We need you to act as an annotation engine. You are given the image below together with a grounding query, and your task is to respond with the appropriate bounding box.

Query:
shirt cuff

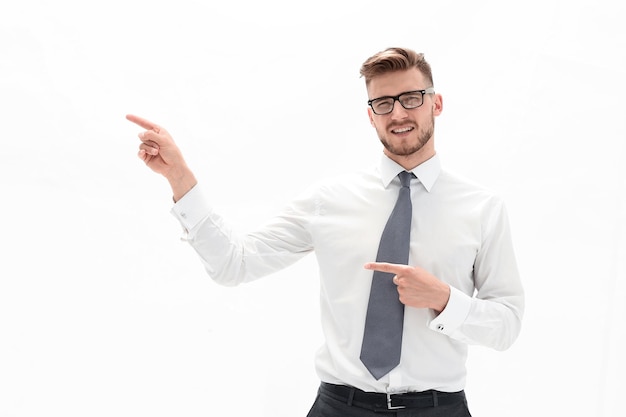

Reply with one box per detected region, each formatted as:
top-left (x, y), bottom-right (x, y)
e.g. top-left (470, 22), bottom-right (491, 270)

top-left (170, 184), bottom-right (211, 234)
top-left (428, 286), bottom-right (472, 335)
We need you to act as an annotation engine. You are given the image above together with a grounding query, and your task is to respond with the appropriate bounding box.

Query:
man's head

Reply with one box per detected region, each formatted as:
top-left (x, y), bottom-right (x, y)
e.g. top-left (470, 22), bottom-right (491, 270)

top-left (360, 47), bottom-right (442, 169)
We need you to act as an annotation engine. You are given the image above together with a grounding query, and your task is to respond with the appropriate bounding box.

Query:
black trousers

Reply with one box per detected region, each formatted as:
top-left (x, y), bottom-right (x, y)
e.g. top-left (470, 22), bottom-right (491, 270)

top-left (306, 383), bottom-right (472, 417)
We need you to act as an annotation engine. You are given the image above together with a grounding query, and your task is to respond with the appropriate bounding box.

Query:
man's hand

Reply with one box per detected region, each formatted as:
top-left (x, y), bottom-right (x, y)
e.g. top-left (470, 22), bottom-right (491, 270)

top-left (126, 114), bottom-right (197, 201)
top-left (364, 262), bottom-right (451, 313)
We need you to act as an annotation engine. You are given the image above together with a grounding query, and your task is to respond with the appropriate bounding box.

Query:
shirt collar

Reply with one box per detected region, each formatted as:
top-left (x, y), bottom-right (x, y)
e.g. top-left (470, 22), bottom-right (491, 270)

top-left (379, 153), bottom-right (441, 192)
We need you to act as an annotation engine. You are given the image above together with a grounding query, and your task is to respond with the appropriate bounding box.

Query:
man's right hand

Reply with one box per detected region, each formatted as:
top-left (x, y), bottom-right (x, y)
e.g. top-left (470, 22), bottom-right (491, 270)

top-left (126, 114), bottom-right (197, 202)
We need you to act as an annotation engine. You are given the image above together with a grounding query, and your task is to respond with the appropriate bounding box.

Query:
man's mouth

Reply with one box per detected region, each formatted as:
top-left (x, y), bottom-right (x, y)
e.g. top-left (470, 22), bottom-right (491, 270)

top-left (391, 126), bottom-right (414, 134)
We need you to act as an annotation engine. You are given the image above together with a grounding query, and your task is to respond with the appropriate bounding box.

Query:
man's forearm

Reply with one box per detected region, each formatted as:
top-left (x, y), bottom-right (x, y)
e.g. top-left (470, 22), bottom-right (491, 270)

top-left (167, 165), bottom-right (197, 202)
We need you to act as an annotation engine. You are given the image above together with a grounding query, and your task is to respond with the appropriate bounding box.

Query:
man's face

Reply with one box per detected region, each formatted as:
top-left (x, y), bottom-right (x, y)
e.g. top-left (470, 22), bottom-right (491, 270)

top-left (367, 68), bottom-right (442, 162)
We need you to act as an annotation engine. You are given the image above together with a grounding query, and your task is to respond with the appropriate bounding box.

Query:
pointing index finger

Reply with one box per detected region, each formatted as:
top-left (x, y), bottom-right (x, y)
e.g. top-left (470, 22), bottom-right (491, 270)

top-left (126, 114), bottom-right (161, 133)
top-left (364, 262), bottom-right (408, 274)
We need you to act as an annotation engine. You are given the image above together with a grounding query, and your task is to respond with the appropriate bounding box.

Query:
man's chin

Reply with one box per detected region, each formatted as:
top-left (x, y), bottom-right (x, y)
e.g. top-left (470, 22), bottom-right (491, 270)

top-left (382, 141), bottom-right (425, 157)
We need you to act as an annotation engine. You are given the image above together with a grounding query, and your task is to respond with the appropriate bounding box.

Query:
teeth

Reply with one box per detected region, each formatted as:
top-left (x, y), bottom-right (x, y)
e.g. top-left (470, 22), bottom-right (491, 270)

top-left (392, 127), bottom-right (413, 133)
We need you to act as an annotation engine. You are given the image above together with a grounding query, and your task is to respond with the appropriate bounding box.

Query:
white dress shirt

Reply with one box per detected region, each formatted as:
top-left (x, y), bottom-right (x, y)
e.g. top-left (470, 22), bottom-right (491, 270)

top-left (171, 154), bottom-right (524, 394)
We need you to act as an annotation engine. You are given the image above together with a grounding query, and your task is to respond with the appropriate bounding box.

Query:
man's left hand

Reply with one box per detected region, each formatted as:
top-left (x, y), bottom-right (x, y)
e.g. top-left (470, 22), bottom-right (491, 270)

top-left (364, 262), bottom-right (451, 314)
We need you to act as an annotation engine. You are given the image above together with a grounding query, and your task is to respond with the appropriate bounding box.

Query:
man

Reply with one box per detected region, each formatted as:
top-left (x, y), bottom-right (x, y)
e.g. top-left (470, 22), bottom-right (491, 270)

top-left (128, 47), bottom-right (524, 417)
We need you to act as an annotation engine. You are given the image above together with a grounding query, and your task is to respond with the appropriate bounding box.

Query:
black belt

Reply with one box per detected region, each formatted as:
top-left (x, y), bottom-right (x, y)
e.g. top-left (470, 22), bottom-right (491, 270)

top-left (319, 382), bottom-right (465, 412)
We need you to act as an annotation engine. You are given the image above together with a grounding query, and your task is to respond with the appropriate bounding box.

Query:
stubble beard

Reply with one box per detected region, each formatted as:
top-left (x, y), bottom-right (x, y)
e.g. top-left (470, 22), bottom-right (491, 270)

top-left (378, 116), bottom-right (435, 157)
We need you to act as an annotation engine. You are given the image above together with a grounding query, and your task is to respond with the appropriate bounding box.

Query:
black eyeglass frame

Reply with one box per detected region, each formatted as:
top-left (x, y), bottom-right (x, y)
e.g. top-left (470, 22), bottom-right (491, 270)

top-left (367, 87), bottom-right (436, 115)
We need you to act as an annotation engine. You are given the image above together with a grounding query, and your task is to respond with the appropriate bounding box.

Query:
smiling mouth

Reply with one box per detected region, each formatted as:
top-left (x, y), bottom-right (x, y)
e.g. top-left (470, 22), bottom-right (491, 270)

top-left (391, 126), bottom-right (414, 134)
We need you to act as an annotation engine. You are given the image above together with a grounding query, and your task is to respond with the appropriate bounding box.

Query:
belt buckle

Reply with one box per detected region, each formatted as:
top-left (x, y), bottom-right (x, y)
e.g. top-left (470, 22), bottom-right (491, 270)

top-left (386, 393), bottom-right (406, 410)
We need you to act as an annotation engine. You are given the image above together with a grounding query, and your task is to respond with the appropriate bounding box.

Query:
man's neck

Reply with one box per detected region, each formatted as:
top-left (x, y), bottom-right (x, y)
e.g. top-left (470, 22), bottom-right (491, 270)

top-left (384, 144), bottom-right (436, 171)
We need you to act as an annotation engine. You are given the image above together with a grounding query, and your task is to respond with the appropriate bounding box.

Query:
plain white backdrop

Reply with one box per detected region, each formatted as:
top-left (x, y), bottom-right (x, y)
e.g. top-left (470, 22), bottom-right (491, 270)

top-left (1, 0), bottom-right (624, 416)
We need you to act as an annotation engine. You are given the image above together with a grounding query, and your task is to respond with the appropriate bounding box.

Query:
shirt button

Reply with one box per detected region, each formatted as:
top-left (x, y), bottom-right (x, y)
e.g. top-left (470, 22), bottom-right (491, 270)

top-left (180, 212), bottom-right (187, 219)
top-left (436, 324), bottom-right (445, 331)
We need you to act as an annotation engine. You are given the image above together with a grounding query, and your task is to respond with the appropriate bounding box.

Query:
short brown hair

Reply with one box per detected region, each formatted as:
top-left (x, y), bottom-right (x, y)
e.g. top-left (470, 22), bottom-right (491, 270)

top-left (360, 47), bottom-right (434, 87)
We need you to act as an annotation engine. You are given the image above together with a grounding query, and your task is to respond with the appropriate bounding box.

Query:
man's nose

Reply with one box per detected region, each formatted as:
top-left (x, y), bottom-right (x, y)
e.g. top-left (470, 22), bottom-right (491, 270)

top-left (390, 100), bottom-right (409, 119)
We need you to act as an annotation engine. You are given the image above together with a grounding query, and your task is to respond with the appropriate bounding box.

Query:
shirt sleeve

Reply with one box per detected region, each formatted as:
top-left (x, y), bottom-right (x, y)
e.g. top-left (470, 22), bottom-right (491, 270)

top-left (171, 184), bottom-right (212, 234)
top-left (170, 184), bottom-right (315, 286)
top-left (428, 198), bottom-right (525, 351)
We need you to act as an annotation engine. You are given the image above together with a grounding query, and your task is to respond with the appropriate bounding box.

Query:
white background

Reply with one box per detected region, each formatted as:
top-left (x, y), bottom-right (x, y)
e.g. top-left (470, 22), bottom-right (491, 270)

top-left (1, 0), bottom-right (624, 416)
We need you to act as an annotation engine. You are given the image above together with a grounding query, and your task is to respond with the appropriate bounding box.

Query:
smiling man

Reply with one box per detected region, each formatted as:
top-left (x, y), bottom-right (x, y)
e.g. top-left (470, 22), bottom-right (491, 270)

top-left (128, 47), bottom-right (524, 417)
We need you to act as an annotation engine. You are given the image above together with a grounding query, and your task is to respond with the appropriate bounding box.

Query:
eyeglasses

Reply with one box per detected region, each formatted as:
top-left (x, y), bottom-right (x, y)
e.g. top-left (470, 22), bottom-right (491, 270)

top-left (367, 88), bottom-right (435, 115)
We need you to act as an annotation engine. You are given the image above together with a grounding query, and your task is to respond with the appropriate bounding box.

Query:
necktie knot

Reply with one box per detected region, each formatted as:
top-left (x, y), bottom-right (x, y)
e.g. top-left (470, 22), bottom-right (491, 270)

top-left (399, 171), bottom-right (413, 188)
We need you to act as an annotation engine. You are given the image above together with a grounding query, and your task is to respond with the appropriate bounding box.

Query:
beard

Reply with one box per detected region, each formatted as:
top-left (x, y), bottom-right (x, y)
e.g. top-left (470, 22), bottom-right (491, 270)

top-left (377, 115), bottom-right (434, 156)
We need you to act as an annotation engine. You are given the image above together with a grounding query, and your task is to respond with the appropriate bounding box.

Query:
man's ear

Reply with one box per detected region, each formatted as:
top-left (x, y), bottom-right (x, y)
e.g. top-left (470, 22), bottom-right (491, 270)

top-left (367, 108), bottom-right (376, 126)
top-left (433, 94), bottom-right (443, 116)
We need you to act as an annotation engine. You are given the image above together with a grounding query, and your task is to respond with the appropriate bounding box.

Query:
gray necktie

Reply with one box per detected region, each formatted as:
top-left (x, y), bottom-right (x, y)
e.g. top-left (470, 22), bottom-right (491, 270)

top-left (360, 171), bottom-right (413, 380)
